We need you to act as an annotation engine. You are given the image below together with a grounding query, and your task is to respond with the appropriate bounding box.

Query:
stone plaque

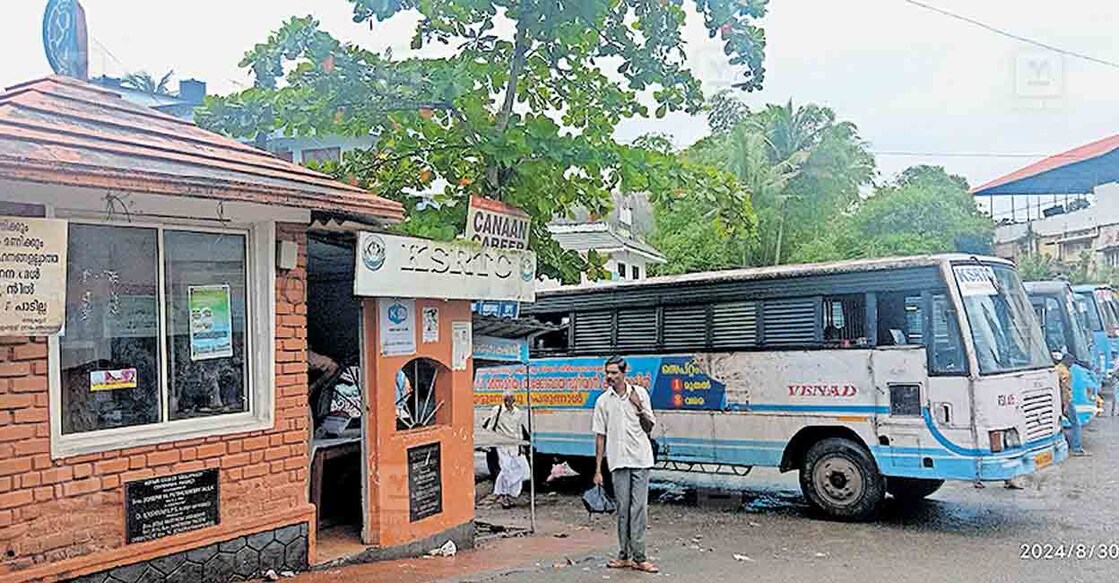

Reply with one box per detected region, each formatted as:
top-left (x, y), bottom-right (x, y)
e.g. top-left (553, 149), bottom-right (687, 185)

top-left (125, 469), bottom-right (220, 543)
top-left (408, 442), bottom-right (442, 522)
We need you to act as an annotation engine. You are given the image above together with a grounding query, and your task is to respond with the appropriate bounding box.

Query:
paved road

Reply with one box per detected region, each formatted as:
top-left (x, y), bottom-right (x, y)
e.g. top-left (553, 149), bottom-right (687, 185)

top-left (478, 415), bottom-right (1119, 583)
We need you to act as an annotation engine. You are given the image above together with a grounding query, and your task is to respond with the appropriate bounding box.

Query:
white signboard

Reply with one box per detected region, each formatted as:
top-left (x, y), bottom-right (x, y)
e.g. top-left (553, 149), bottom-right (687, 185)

top-left (452, 320), bottom-right (472, 371)
top-left (954, 265), bottom-right (998, 296)
top-left (465, 196), bottom-right (530, 250)
top-left (0, 217), bottom-right (68, 335)
top-left (378, 298), bottom-right (416, 356)
top-left (355, 233), bottom-right (536, 303)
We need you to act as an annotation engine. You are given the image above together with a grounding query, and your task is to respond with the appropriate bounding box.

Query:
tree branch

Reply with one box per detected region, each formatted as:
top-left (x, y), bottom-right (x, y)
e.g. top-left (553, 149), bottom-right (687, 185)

top-left (487, 21), bottom-right (530, 198)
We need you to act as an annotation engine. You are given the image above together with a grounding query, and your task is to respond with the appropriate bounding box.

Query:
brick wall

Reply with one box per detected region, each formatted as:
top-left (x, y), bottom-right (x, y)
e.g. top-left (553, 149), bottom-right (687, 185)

top-left (0, 223), bottom-right (311, 577)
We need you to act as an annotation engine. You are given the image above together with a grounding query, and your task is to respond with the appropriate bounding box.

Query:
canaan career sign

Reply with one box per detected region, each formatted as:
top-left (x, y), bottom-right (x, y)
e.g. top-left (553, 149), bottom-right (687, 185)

top-left (465, 196), bottom-right (530, 250)
top-left (353, 232), bottom-right (536, 303)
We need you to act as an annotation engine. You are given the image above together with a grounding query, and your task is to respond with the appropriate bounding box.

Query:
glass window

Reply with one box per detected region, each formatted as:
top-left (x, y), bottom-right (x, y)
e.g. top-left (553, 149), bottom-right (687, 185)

top-left (396, 358), bottom-right (446, 430)
top-left (164, 231), bottom-right (249, 420)
top-left (631, 265), bottom-right (640, 280)
top-left (954, 264), bottom-right (1050, 375)
top-left (823, 295), bottom-right (865, 346)
top-left (1036, 297), bottom-right (1068, 357)
top-left (617, 262), bottom-right (627, 280)
top-left (1076, 293), bottom-right (1102, 331)
top-left (59, 224), bottom-right (252, 436)
top-left (930, 294), bottom-right (967, 374)
top-left (61, 225), bottom-right (161, 434)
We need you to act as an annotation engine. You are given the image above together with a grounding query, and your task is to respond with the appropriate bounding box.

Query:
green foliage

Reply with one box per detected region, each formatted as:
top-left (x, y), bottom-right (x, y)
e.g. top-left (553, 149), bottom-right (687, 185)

top-left (198, 1), bottom-right (768, 283)
top-left (121, 70), bottom-right (174, 95)
top-left (796, 165), bottom-right (994, 262)
top-left (655, 98), bottom-right (874, 272)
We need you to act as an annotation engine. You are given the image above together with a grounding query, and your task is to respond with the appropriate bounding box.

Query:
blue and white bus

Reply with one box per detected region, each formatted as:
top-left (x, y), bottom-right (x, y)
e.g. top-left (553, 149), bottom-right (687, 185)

top-left (1072, 284), bottom-right (1119, 382)
top-left (1026, 281), bottom-right (1099, 425)
top-left (476, 255), bottom-right (1066, 520)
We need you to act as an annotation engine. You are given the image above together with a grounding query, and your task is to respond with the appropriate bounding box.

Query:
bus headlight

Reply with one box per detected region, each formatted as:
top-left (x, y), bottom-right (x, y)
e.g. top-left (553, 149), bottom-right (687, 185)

top-left (989, 429), bottom-right (1020, 452)
top-left (989, 430), bottom-right (1004, 453)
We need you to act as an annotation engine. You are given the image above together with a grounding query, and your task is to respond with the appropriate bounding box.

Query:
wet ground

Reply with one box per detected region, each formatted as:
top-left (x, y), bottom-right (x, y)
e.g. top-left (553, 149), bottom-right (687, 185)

top-left (472, 415), bottom-right (1119, 583)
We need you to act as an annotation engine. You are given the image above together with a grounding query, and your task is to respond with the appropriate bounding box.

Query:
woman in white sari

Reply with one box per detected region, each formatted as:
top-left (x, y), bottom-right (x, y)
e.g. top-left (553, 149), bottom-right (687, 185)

top-left (486, 390), bottom-right (529, 508)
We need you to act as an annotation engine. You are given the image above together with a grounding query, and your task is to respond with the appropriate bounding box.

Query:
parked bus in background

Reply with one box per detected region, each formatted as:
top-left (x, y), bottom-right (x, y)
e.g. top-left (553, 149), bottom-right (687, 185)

top-left (476, 255), bottom-right (1066, 521)
top-left (1026, 281), bottom-right (1099, 425)
top-left (1072, 284), bottom-right (1119, 383)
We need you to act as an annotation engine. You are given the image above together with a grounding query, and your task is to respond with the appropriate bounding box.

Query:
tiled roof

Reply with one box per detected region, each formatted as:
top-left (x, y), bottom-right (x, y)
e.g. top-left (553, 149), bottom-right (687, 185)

top-left (548, 222), bottom-right (665, 262)
top-left (0, 76), bottom-right (403, 222)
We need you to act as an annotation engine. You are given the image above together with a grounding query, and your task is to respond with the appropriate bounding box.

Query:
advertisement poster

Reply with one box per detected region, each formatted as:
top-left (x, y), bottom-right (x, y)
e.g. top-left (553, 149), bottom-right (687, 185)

top-left (0, 216), bottom-right (68, 335)
top-left (465, 196), bottom-right (531, 250)
top-left (473, 355), bottom-right (727, 411)
top-left (90, 368), bottom-right (138, 392)
top-left (452, 321), bottom-right (472, 370)
top-left (422, 307), bottom-right (439, 343)
top-left (473, 335), bottom-right (528, 363)
top-left (188, 285), bottom-right (234, 361)
top-left (379, 298), bottom-right (416, 356)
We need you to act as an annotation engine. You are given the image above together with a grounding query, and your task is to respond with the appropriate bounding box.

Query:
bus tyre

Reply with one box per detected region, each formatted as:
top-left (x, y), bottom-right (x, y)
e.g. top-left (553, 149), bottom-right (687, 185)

top-left (886, 477), bottom-right (944, 503)
top-left (799, 438), bottom-right (885, 522)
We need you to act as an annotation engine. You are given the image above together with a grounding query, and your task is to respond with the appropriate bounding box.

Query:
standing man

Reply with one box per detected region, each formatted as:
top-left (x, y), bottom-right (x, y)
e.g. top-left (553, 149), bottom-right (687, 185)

top-left (593, 356), bottom-right (659, 574)
top-left (1057, 353), bottom-right (1089, 456)
top-left (485, 390), bottom-right (530, 508)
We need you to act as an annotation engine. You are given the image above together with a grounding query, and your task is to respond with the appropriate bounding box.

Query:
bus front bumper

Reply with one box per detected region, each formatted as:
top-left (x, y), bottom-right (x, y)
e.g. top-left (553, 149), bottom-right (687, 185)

top-left (977, 436), bottom-right (1068, 482)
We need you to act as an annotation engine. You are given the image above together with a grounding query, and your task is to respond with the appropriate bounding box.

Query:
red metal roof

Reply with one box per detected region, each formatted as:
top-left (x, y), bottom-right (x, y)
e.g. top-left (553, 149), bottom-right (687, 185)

top-left (0, 76), bottom-right (403, 222)
top-left (971, 133), bottom-right (1119, 195)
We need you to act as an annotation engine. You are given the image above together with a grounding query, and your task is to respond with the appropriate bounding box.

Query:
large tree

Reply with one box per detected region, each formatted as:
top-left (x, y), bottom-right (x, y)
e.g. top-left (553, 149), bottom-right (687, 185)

top-left (652, 98), bottom-right (874, 273)
top-left (197, 0), bottom-right (769, 282)
top-left (796, 165), bottom-right (995, 262)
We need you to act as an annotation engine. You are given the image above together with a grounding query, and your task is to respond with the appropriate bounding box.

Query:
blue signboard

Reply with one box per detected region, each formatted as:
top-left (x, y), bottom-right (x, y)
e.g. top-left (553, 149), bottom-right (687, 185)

top-left (474, 355), bottom-right (727, 410)
top-left (43, 0), bottom-right (89, 79)
top-left (471, 300), bottom-right (519, 319)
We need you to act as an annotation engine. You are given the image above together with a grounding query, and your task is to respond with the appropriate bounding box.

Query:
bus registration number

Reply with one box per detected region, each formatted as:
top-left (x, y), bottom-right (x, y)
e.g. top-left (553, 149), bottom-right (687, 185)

top-left (1034, 451), bottom-right (1054, 469)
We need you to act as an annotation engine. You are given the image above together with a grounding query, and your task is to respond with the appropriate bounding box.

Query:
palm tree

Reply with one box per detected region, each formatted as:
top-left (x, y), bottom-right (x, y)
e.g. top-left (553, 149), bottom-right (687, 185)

top-left (121, 70), bottom-right (174, 95)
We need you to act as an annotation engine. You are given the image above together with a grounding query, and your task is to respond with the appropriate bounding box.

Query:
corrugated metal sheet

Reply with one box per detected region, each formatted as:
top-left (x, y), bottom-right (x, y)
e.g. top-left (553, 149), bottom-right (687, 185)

top-left (572, 311), bottom-right (613, 355)
top-left (616, 308), bottom-right (657, 352)
top-left (711, 301), bottom-right (757, 348)
top-left (0, 76), bottom-right (403, 222)
top-left (662, 304), bottom-right (708, 351)
top-left (762, 298), bottom-right (817, 345)
top-left (528, 266), bottom-right (944, 314)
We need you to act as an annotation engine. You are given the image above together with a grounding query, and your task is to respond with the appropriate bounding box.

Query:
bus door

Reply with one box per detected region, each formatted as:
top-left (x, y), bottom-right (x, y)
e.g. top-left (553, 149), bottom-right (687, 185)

top-left (871, 292), bottom-right (936, 473)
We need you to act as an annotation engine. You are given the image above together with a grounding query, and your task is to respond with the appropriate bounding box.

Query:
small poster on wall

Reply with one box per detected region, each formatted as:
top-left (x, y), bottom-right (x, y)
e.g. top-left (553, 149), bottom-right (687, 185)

top-left (188, 285), bottom-right (234, 361)
top-left (422, 307), bottom-right (439, 343)
top-left (379, 298), bottom-right (417, 356)
top-left (452, 321), bottom-right (472, 370)
top-left (90, 368), bottom-right (137, 392)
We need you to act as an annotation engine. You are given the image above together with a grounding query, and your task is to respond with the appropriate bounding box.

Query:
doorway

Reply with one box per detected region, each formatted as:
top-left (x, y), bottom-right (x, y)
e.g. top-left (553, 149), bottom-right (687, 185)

top-left (306, 234), bottom-right (366, 563)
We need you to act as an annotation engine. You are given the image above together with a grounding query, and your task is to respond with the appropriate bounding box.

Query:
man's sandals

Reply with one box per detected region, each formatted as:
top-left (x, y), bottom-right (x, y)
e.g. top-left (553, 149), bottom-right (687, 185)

top-left (607, 559), bottom-right (659, 573)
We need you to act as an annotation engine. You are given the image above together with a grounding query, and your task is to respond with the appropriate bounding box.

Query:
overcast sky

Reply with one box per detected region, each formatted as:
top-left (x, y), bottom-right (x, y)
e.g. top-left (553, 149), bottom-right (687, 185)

top-left (4, 0), bottom-right (1118, 205)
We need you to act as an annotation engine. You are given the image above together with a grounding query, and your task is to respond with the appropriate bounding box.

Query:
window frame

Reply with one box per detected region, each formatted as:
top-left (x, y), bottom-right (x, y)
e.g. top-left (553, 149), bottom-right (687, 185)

top-left (49, 216), bottom-right (276, 458)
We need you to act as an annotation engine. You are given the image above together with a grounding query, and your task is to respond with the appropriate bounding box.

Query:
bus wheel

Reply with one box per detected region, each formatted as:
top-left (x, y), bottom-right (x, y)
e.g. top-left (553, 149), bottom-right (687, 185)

top-left (886, 477), bottom-right (944, 503)
top-left (799, 438), bottom-right (885, 521)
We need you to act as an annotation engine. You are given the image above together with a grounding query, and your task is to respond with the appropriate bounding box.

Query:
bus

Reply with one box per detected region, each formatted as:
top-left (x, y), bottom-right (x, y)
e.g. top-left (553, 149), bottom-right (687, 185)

top-left (475, 255), bottom-right (1066, 521)
top-left (1072, 284), bottom-right (1119, 382)
top-left (1025, 281), bottom-right (1099, 425)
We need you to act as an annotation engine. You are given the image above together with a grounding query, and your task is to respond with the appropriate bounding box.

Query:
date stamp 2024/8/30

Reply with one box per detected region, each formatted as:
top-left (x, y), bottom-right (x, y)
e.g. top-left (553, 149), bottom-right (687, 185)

top-left (1020, 543), bottom-right (1119, 560)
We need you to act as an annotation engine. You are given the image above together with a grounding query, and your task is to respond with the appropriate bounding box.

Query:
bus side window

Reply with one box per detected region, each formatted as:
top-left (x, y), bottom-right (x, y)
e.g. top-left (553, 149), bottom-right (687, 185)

top-left (1041, 298), bottom-right (1068, 355)
top-left (875, 292), bottom-right (922, 347)
top-left (930, 294), bottom-right (966, 374)
top-left (823, 295), bottom-right (866, 347)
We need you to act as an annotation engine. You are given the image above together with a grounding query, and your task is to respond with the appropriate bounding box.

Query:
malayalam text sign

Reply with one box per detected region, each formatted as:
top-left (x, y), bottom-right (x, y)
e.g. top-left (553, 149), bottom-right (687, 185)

top-left (465, 196), bottom-right (530, 250)
top-left (0, 217), bottom-right (67, 335)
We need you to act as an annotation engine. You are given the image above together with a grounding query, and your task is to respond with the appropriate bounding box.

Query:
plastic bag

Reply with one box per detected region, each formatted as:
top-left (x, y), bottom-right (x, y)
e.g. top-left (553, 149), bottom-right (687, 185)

top-left (582, 485), bottom-right (616, 514)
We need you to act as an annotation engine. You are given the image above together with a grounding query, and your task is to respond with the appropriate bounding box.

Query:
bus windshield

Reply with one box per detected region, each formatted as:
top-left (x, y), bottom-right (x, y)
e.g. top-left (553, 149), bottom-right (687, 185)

top-left (1076, 294), bottom-right (1102, 332)
top-left (1095, 289), bottom-right (1119, 331)
top-left (1061, 291), bottom-right (1094, 365)
top-left (954, 263), bottom-right (1050, 375)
